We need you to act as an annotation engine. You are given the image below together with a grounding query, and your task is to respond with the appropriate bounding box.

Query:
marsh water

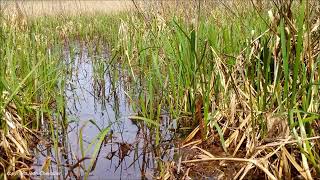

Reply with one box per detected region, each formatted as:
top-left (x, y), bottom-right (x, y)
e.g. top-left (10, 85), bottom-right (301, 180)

top-left (32, 45), bottom-right (177, 179)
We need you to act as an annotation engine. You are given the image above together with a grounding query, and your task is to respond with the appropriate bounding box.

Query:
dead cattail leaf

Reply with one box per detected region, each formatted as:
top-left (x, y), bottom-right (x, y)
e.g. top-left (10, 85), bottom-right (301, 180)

top-left (182, 126), bottom-right (200, 145)
top-left (232, 132), bottom-right (246, 157)
top-left (1, 98), bottom-right (37, 179)
top-left (225, 130), bottom-right (238, 148)
top-left (41, 156), bottom-right (52, 173)
top-left (282, 147), bottom-right (308, 180)
top-left (4, 111), bottom-right (16, 129)
top-left (163, 171), bottom-right (171, 180)
top-left (6, 133), bottom-right (26, 154)
top-left (183, 157), bottom-right (276, 180)
top-left (281, 149), bottom-right (291, 178)
top-left (229, 94), bottom-right (236, 125)
top-left (182, 168), bottom-right (191, 180)
top-left (181, 139), bottom-right (202, 148)
top-left (311, 19), bottom-right (320, 33)
top-left (238, 163), bottom-right (254, 180)
top-left (191, 146), bottom-right (215, 158)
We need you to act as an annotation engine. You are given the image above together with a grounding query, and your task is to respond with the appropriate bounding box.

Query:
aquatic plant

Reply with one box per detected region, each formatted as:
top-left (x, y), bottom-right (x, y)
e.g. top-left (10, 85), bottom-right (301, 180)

top-left (0, 3), bottom-right (125, 179)
top-left (0, 0), bottom-right (319, 179)
top-left (118, 0), bottom-right (320, 178)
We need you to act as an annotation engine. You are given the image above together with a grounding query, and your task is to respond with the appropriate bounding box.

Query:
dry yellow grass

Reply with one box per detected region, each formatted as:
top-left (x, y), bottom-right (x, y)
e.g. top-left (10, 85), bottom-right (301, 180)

top-left (1, 0), bottom-right (134, 17)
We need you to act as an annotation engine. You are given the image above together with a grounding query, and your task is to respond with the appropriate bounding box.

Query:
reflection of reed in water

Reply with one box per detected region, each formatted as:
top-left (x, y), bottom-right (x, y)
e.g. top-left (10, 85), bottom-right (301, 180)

top-left (92, 44), bottom-right (108, 109)
top-left (34, 42), bottom-right (176, 179)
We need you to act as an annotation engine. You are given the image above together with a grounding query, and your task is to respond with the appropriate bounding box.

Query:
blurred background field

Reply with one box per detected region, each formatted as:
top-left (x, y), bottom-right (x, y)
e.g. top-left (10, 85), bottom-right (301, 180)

top-left (1, 0), bottom-right (133, 16)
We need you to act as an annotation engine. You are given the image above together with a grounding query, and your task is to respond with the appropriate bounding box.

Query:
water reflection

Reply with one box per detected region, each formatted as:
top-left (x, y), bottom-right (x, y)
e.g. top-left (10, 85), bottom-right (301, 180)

top-left (32, 44), bottom-right (176, 179)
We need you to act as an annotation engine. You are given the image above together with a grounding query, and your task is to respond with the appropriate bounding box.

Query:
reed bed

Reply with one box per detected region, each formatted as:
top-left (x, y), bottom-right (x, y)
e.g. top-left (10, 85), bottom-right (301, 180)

top-left (116, 0), bottom-right (320, 179)
top-left (0, 0), bottom-right (319, 179)
top-left (0, 3), bottom-right (126, 178)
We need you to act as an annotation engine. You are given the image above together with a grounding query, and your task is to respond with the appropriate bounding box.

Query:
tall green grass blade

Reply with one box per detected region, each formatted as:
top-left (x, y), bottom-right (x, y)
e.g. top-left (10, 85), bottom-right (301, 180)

top-left (280, 19), bottom-right (289, 108)
top-left (292, 0), bottom-right (305, 106)
top-left (2, 57), bottom-right (45, 109)
top-left (84, 126), bottom-right (110, 179)
top-left (129, 115), bottom-right (160, 127)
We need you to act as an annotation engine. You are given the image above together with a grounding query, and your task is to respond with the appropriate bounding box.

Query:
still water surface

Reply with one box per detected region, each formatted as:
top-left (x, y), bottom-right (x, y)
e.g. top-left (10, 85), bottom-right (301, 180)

top-left (32, 46), bottom-right (176, 179)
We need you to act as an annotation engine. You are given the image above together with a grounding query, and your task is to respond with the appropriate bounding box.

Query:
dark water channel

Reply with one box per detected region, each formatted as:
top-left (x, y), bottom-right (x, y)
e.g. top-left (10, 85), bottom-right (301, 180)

top-left (32, 46), bottom-right (177, 179)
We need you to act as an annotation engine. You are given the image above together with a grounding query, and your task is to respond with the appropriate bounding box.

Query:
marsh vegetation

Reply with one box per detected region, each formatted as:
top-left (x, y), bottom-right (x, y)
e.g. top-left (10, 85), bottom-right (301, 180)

top-left (0, 0), bottom-right (319, 179)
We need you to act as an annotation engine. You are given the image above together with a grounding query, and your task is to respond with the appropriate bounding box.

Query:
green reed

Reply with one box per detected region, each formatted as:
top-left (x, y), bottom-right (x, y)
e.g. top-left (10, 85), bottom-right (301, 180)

top-left (0, 8), bottom-right (126, 178)
top-left (116, 0), bottom-right (320, 177)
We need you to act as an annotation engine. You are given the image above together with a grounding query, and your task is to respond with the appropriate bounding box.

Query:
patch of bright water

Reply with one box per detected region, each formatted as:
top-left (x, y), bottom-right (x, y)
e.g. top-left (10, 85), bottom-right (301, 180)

top-left (32, 46), bottom-right (177, 179)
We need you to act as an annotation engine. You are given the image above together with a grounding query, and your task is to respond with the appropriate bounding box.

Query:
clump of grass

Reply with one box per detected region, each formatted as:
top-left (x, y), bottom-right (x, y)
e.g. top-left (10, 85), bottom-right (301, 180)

top-left (117, 0), bottom-right (320, 178)
top-left (0, 6), bottom-right (66, 178)
top-left (0, 97), bottom-right (37, 179)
